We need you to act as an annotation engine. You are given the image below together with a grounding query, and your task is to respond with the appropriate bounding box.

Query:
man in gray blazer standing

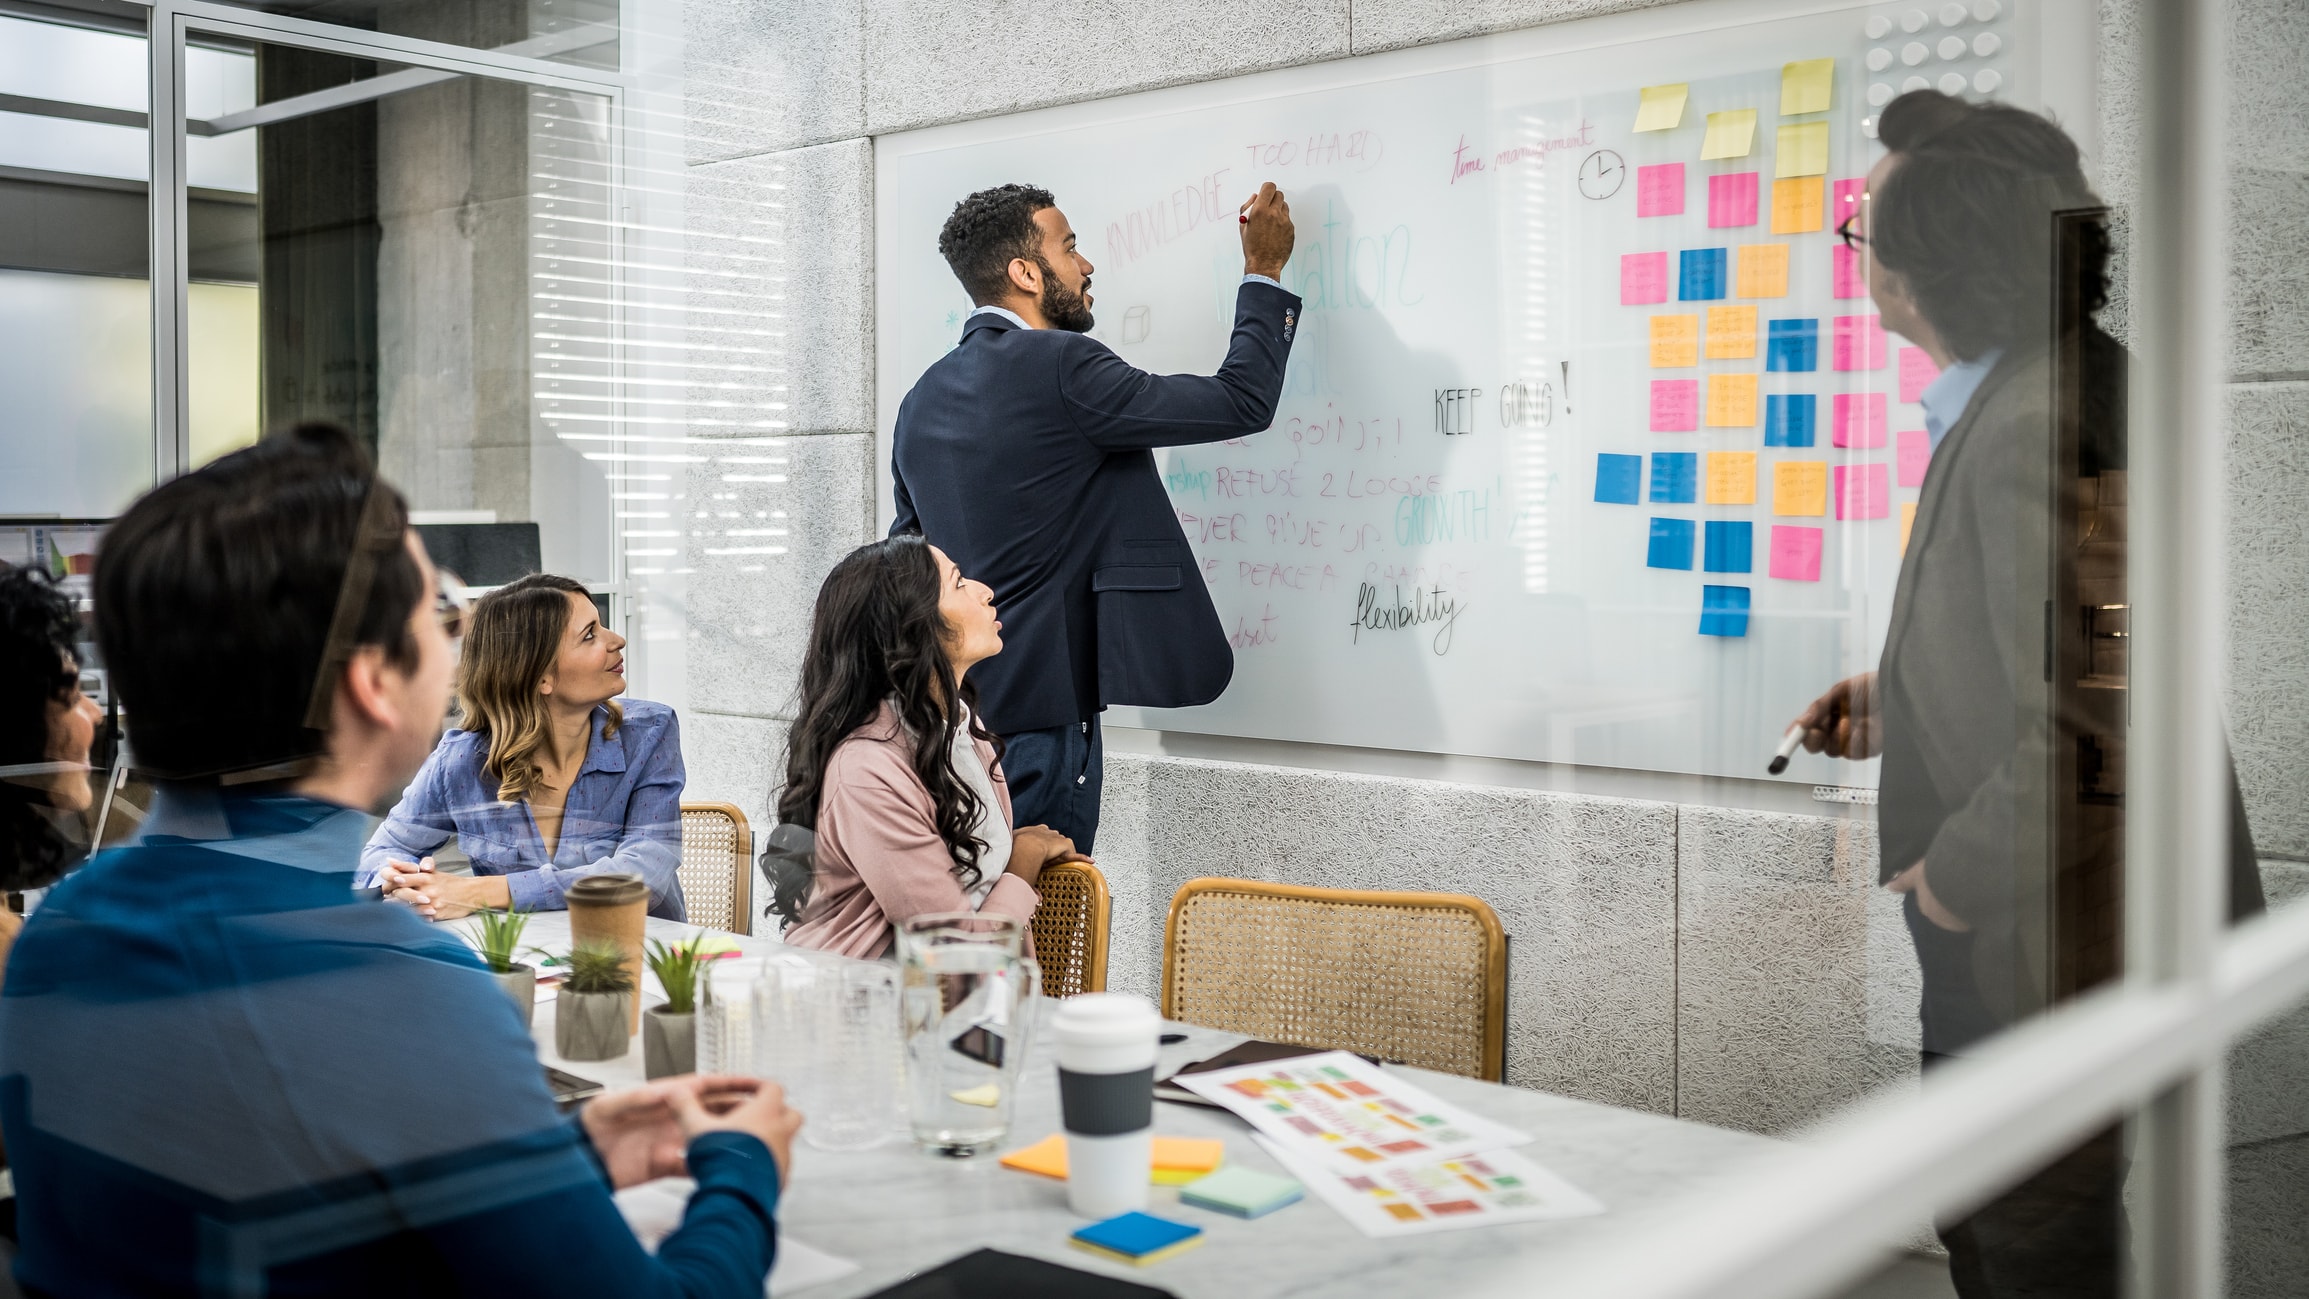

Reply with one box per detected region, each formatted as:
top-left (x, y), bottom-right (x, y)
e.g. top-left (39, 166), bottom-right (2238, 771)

top-left (1794, 93), bottom-right (2261, 1297)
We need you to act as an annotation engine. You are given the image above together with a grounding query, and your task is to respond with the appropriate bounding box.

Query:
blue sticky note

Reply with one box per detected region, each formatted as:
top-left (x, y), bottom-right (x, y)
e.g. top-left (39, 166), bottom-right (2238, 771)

top-left (1650, 452), bottom-right (1698, 503)
top-left (1765, 394), bottom-right (1817, 446)
top-left (1704, 520), bottom-right (1754, 573)
top-left (1700, 584), bottom-right (1752, 637)
top-left (1648, 517), bottom-right (1696, 570)
top-left (1678, 248), bottom-right (1728, 301)
top-left (1071, 1212), bottom-right (1205, 1265)
top-left (1767, 318), bottom-right (1819, 371)
top-left (1595, 453), bottom-right (1642, 504)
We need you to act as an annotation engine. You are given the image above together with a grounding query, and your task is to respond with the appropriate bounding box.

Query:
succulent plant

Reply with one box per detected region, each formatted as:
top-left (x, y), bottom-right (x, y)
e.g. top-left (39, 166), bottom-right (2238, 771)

top-left (562, 940), bottom-right (636, 996)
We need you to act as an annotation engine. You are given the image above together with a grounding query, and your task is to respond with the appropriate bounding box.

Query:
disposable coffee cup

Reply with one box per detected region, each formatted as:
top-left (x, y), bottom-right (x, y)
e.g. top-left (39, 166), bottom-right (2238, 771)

top-left (566, 873), bottom-right (649, 1033)
top-left (1052, 993), bottom-right (1161, 1218)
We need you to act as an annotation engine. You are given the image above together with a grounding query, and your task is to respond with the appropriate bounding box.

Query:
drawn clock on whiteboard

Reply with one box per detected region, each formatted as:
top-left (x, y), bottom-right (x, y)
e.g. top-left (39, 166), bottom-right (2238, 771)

top-left (1577, 149), bottom-right (1626, 200)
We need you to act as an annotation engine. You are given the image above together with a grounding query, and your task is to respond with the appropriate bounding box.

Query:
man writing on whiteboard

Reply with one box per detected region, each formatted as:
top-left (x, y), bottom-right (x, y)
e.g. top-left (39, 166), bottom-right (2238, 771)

top-left (890, 182), bottom-right (1300, 850)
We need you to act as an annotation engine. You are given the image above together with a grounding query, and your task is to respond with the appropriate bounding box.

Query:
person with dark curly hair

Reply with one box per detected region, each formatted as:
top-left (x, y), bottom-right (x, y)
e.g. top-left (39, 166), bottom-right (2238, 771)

top-left (888, 179), bottom-right (1300, 855)
top-left (1791, 92), bottom-right (2263, 1298)
top-left (0, 564), bottom-right (102, 964)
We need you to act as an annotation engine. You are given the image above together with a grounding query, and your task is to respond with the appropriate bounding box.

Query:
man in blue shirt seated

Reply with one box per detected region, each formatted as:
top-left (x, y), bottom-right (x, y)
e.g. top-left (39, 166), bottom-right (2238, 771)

top-left (0, 423), bottom-right (801, 1297)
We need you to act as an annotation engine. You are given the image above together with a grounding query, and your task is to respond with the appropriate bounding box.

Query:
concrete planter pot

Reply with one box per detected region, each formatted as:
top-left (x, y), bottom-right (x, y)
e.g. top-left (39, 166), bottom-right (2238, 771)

top-left (557, 990), bottom-right (633, 1062)
top-left (490, 964), bottom-right (537, 1029)
top-left (644, 1006), bottom-right (696, 1080)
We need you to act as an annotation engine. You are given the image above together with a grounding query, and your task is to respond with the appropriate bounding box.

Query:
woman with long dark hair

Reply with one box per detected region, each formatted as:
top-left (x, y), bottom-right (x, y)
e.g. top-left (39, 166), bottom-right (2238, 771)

top-left (359, 572), bottom-right (688, 919)
top-left (0, 565), bottom-right (102, 970)
top-left (774, 535), bottom-right (1086, 958)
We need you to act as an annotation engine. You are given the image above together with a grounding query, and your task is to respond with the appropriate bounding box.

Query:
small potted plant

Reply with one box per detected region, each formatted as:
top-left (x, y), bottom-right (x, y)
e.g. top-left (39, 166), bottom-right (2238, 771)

top-left (557, 940), bottom-right (636, 1062)
top-left (472, 907), bottom-right (539, 1028)
top-left (644, 936), bottom-right (705, 1079)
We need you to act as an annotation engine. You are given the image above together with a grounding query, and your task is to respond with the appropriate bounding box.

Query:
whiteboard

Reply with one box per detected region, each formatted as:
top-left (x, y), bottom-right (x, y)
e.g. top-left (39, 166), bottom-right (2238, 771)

top-left (875, 0), bottom-right (2092, 783)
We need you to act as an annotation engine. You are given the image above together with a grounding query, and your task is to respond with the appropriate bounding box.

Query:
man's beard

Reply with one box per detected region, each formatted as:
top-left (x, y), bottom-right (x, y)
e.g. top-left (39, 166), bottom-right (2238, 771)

top-left (1036, 257), bottom-right (1095, 333)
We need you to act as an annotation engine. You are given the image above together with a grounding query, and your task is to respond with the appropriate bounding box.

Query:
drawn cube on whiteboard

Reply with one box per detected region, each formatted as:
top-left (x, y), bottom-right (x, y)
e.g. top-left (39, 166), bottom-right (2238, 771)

top-left (1699, 585), bottom-right (1752, 637)
top-left (1648, 517), bottom-right (1697, 570)
top-left (1121, 305), bottom-right (1151, 344)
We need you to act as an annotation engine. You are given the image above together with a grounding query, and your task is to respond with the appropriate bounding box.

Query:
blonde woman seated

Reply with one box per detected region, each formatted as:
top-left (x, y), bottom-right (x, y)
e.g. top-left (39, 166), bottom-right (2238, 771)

top-left (772, 535), bottom-right (1086, 958)
top-left (359, 573), bottom-right (687, 919)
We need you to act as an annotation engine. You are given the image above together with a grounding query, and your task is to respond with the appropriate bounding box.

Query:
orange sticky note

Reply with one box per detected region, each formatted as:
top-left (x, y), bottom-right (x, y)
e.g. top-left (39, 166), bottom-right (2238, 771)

top-left (1772, 177), bottom-right (1824, 234)
top-left (1705, 373), bottom-right (1759, 426)
top-left (1736, 244), bottom-right (1789, 298)
top-left (1705, 306), bottom-right (1758, 359)
top-left (1705, 451), bottom-right (1756, 504)
top-left (1774, 460), bottom-right (1829, 516)
top-left (998, 1133), bottom-right (1226, 1183)
top-left (1651, 313), bottom-right (1699, 367)
top-left (1901, 500), bottom-right (1919, 550)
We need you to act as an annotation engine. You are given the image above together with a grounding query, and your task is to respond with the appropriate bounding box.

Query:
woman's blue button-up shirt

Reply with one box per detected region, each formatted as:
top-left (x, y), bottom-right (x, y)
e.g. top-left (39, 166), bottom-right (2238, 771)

top-left (357, 699), bottom-right (688, 919)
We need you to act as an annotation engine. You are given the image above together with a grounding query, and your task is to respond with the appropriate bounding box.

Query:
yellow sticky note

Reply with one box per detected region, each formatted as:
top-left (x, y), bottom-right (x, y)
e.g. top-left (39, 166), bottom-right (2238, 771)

top-left (1776, 121), bottom-right (1830, 179)
top-left (1771, 177), bottom-right (1824, 233)
top-left (1650, 314), bottom-right (1699, 368)
top-left (1635, 82), bottom-right (1689, 132)
top-left (1705, 451), bottom-right (1756, 504)
top-left (1704, 306), bottom-right (1758, 360)
top-left (1736, 244), bottom-right (1789, 298)
top-left (1781, 58), bottom-right (1835, 116)
top-left (1706, 373), bottom-right (1759, 426)
top-left (1901, 500), bottom-right (1919, 550)
top-left (998, 1133), bottom-right (1228, 1183)
top-left (1775, 461), bottom-right (1828, 516)
top-left (1701, 109), bottom-right (1759, 160)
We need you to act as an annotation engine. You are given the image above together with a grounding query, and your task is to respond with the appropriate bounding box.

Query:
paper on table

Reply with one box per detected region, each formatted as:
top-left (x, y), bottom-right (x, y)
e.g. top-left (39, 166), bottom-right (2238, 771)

top-left (1780, 57), bottom-right (1835, 115)
top-left (1700, 109), bottom-right (1757, 160)
top-left (1170, 1050), bottom-right (1530, 1175)
top-left (1634, 82), bottom-right (1688, 131)
top-left (1253, 1135), bottom-right (1601, 1238)
top-left (1775, 121), bottom-right (1829, 179)
top-left (616, 1178), bottom-right (862, 1295)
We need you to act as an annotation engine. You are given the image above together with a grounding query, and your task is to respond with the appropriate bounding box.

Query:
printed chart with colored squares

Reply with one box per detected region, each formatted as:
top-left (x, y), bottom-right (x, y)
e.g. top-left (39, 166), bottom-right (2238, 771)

top-left (1592, 57), bottom-right (1939, 641)
top-left (1172, 1052), bottom-right (1533, 1172)
top-left (1252, 1135), bottom-right (1605, 1237)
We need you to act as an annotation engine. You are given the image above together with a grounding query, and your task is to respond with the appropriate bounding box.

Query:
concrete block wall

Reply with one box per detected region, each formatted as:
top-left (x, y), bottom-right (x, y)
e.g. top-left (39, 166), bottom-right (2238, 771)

top-left (670, 0), bottom-right (2309, 1136)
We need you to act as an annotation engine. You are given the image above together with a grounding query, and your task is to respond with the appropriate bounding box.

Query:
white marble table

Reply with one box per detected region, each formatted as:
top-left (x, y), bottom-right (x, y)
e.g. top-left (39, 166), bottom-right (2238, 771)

top-left (474, 914), bottom-right (1787, 1297)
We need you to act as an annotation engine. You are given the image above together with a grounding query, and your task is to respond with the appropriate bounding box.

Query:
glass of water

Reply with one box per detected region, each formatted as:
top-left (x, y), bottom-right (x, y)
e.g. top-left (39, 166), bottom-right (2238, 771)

top-left (697, 957), bottom-right (764, 1075)
top-left (804, 963), bottom-right (902, 1152)
top-left (896, 913), bottom-right (1037, 1157)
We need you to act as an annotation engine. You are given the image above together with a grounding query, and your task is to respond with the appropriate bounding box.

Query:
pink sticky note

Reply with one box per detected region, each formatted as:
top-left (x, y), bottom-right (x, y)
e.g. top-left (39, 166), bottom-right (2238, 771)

top-left (1835, 463), bottom-right (1891, 520)
top-left (1832, 178), bottom-right (1867, 229)
top-left (1638, 163), bottom-right (1686, 217)
top-left (1769, 525), bottom-right (1824, 581)
top-left (1899, 346), bottom-right (1940, 403)
top-left (1832, 244), bottom-right (1866, 298)
top-left (1707, 172), bottom-right (1759, 228)
top-left (1650, 379), bottom-right (1700, 431)
top-left (1832, 393), bottom-right (1888, 448)
top-left (1897, 428), bottom-right (1932, 487)
top-left (1621, 252), bottom-right (1669, 305)
top-left (1832, 315), bottom-right (1887, 370)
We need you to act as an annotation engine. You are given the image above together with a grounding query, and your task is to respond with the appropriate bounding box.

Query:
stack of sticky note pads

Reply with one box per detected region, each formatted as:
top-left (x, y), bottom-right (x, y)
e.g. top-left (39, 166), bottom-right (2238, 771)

top-left (1177, 1166), bottom-right (1303, 1219)
top-left (998, 1134), bottom-right (1226, 1185)
top-left (1069, 1212), bottom-right (1204, 1267)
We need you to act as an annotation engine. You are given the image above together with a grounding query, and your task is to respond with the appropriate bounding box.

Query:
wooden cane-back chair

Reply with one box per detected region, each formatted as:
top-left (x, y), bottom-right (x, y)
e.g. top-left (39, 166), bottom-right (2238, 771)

top-left (677, 802), bottom-right (753, 933)
top-left (1028, 860), bottom-right (1111, 998)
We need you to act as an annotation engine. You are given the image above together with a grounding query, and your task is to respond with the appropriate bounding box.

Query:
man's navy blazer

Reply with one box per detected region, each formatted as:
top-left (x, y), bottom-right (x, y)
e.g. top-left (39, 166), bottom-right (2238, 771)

top-left (891, 279), bottom-right (1302, 734)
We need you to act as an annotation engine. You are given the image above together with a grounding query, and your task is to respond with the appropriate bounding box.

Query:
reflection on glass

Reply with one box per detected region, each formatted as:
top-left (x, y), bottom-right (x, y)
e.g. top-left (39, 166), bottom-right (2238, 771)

top-left (192, 0), bottom-right (622, 71)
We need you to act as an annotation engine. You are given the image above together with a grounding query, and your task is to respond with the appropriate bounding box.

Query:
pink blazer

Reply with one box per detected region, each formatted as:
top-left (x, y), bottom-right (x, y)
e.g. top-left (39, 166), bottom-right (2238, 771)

top-left (781, 702), bottom-right (1040, 960)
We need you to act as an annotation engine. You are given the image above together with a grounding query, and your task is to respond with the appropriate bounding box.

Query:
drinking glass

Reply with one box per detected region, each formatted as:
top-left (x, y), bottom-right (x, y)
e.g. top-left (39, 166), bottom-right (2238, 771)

top-left (697, 958), bottom-right (763, 1076)
top-left (897, 913), bottom-right (1037, 1157)
top-left (804, 963), bottom-right (902, 1151)
top-left (754, 958), bottom-right (825, 1112)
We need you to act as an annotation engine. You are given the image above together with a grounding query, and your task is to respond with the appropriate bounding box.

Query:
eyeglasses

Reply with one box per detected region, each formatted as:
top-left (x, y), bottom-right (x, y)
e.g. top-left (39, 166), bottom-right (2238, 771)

top-left (436, 571), bottom-right (470, 642)
top-left (1836, 213), bottom-right (1870, 251)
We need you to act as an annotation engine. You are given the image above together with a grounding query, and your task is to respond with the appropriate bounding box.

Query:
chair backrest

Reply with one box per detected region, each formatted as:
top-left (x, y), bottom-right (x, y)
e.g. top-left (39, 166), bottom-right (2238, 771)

top-left (1029, 860), bottom-right (1111, 998)
top-left (677, 802), bottom-right (753, 933)
top-left (1161, 877), bottom-right (1508, 1081)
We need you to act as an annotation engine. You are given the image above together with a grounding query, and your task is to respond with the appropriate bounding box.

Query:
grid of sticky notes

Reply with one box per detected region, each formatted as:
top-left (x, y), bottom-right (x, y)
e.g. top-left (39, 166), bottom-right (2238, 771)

top-left (1600, 55), bottom-right (1936, 641)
